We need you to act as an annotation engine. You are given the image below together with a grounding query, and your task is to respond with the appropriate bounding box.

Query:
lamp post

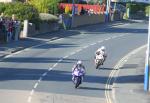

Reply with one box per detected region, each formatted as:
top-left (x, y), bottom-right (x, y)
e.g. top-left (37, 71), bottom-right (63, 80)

top-left (144, 10), bottom-right (150, 91)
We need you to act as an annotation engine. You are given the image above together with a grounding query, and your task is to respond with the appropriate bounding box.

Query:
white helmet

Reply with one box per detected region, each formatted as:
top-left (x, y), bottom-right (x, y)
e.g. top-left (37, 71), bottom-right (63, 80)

top-left (77, 60), bottom-right (82, 65)
top-left (101, 46), bottom-right (106, 51)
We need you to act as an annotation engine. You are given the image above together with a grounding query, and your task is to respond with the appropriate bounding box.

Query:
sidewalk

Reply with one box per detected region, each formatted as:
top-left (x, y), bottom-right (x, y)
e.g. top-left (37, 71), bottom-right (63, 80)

top-left (0, 29), bottom-right (68, 59)
top-left (0, 38), bottom-right (45, 58)
top-left (113, 47), bottom-right (150, 103)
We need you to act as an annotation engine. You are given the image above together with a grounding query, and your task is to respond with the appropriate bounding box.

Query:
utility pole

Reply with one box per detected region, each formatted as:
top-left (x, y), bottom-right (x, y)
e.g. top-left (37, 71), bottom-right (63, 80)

top-left (106, 0), bottom-right (111, 22)
top-left (144, 10), bottom-right (150, 91)
top-left (71, 0), bottom-right (75, 27)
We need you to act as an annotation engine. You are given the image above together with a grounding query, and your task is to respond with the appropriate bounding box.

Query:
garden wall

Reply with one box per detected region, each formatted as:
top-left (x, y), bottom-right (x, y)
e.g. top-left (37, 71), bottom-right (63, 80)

top-left (27, 22), bottom-right (59, 37)
top-left (71, 14), bottom-right (105, 28)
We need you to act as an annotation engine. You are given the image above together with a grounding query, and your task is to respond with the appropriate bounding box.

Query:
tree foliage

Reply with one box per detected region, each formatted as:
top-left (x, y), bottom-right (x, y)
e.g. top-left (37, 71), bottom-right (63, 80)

top-left (29, 0), bottom-right (60, 14)
top-left (0, 2), bottom-right (39, 22)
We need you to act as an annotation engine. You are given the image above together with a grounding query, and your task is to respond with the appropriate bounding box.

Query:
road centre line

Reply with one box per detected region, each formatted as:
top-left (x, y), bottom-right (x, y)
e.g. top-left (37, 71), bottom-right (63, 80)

top-left (42, 72), bottom-right (48, 77)
top-left (48, 68), bottom-right (53, 71)
top-left (30, 89), bottom-right (34, 95)
top-left (34, 83), bottom-right (38, 89)
top-left (23, 34), bottom-right (129, 103)
top-left (53, 63), bottom-right (58, 68)
top-left (38, 77), bottom-right (42, 83)
top-left (27, 96), bottom-right (32, 103)
top-left (58, 59), bottom-right (63, 62)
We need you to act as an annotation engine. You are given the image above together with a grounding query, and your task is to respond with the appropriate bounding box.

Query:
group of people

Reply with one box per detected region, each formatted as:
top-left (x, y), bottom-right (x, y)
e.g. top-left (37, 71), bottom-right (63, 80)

top-left (72, 46), bottom-right (107, 86)
top-left (0, 13), bottom-right (21, 43)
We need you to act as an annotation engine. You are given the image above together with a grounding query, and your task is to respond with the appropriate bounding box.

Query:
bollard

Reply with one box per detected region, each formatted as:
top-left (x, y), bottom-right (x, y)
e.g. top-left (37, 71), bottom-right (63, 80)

top-left (22, 20), bottom-right (28, 38)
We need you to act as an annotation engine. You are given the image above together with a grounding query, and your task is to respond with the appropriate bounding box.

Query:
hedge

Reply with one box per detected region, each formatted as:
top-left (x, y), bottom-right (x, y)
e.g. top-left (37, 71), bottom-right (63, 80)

top-left (39, 13), bottom-right (58, 23)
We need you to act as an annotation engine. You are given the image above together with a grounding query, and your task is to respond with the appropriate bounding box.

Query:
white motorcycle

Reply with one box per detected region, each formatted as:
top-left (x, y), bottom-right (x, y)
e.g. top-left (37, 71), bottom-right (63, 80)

top-left (95, 54), bottom-right (104, 69)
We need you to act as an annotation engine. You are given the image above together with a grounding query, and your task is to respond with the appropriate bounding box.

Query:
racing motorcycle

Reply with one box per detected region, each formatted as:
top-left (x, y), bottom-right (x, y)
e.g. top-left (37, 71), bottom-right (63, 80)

top-left (72, 69), bottom-right (84, 88)
top-left (74, 76), bottom-right (82, 88)
top-left (95, 54), bottom-right (104, 69)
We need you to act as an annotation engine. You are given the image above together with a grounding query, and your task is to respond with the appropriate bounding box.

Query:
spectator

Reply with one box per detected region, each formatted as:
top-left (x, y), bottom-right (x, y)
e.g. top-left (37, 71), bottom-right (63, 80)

top-left (80, 7), bottom-right (85, 15)
top-left (12, 14), bottom-right (21, 41)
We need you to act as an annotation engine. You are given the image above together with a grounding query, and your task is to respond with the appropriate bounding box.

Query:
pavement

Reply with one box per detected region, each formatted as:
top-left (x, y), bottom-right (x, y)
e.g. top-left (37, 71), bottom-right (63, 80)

top-left (0, 21), bottom-right (150, 103)
top-left (0, 29), bottom-right (65, 59)
top-left (113, 47), bottom-right (150, 103)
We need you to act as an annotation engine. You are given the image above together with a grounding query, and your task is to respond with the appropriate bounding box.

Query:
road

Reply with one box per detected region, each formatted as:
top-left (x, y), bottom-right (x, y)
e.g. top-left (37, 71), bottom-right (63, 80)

top-left (0, 21), bottom-right (148, 103)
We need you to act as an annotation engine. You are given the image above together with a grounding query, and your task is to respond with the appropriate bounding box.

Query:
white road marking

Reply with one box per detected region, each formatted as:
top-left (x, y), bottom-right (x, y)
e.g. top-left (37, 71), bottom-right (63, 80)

top-left (26, 34), bottom-right (128, 103)
top-left (30, 89), bottom-right (34, 95)
top-left (58, 58), bottom-right (63, 62)
top-left (48, 68), bottom-right (52, 71)
top-left (70, 52), bottom-right (76, 55)
top-left (53, 63), bottom-right (58, 68)
top-left (124, 59), bottom-right (128, 62)
top-left (38, 77), bottom-right (42, 82)
top-left (27, 96), bottom-right (32, 103)
top-left (83, 45), bottom-right (89, 49)
top-left (64, 55), bottom-right (69, 58)
top-left (34, 83), bottom-right (38, 89)
top-left (42, 72), bottom-right (48, 77)
top-left (76, 49), bottom-right (82, 53)
top-left (106, 37), bottom-right (111, 40)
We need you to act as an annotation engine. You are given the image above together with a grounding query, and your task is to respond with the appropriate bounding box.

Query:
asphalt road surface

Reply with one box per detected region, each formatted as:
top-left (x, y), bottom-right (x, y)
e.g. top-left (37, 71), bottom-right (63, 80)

top-left (0, 20), bottom-right (148, 103)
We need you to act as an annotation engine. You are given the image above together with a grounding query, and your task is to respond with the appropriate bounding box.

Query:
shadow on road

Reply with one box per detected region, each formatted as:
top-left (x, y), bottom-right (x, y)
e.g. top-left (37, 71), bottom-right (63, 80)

top-left (0, 67), bottom-right (109, 85)
top-left (115, 75), bottom-right (144, 83)
top-left (78, 86), bottom-right (111, 91)
top-left (0, 57), bottom-right (78, 63)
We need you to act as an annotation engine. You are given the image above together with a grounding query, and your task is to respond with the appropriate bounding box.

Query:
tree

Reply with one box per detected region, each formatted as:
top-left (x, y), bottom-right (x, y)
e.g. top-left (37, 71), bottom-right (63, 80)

top-left (29, 0), bottom-right (60, 14)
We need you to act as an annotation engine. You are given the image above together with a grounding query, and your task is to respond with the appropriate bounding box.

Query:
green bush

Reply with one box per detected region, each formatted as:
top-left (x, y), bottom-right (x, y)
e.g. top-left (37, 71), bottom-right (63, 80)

top-left (1, 2), bottom-right (39, 22)
top-left (29, 0), bottom-right (60, 14)
top-left (0, 3), bottom-right (6, 13)
top-left (39, 13), bottom-right (58, 23)
top-left (145, 6), bottom-right (150, 16)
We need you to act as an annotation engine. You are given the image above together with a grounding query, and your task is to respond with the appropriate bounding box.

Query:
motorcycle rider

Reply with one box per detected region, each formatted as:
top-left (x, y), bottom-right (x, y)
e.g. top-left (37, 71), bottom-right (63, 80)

top-left (72, 60), bottom-right (86, 83)
top-left (95, 46), bottom-right (107, 65)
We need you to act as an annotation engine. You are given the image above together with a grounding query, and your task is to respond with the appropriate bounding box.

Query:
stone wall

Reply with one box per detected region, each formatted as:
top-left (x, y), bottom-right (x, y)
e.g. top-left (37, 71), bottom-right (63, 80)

top-left (27, 22), bottom-right (59, 37)
top-left (71, 14), bottom-right (105, 28)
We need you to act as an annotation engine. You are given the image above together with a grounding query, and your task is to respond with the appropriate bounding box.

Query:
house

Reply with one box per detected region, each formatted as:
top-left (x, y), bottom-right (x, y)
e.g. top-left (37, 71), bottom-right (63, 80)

top-left (0, 0), bottom-right (14, 2)
top-left (0, 0), bottom-right (26, 2)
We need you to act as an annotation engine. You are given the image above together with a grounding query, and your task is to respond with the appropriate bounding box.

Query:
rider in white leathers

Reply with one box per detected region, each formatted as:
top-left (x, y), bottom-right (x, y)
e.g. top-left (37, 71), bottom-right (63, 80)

top-left (95, 46), bottom-right (107, 65)
top-left (72, 60), bottom-right (86, 82)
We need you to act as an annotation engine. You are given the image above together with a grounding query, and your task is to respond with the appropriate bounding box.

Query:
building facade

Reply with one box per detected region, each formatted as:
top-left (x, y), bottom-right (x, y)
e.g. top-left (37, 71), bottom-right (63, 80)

top-left (0, 0), bottom-right (26, 2)
top-left (0, 0), bottom-right (14, 2)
